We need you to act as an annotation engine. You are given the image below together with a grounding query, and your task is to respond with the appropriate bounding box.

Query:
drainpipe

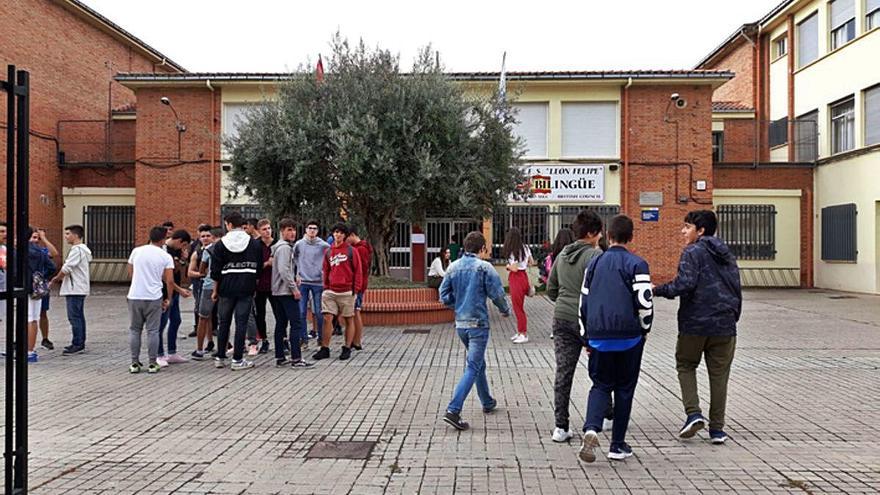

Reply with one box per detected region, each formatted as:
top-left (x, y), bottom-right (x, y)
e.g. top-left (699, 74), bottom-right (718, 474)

top-left (622, 77), bottom-right (633, 214)
top-left (206, 79), bottom-right (217, 224)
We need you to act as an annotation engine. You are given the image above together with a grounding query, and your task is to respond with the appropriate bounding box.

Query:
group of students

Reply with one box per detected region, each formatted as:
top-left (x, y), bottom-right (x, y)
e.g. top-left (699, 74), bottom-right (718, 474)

top-left (0, 222), bottom-right (93, 362)
top-left (125, 212), bottom-right (373, 373)
top-left (438, 209), bottom-right (742, 465)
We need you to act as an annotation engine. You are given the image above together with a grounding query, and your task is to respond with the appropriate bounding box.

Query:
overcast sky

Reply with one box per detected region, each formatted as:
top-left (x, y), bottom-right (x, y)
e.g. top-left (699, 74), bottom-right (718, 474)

top-left (83, 0), bottom-right (773, 73)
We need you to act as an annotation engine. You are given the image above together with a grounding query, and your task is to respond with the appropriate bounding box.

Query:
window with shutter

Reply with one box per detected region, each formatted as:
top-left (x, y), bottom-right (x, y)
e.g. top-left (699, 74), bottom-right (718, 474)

top-left (797, 12), bottom-right (819, 67)
top-left (865, 85), bottom-right (880, 146)
top-left (869, 0), bottom-right (880, 29)
top-left (511, 103), bottom-right (548, 158)
top-left (561, 102), bottom-right (618, 158)
top-left (829, 0), bottom-right (855, 50)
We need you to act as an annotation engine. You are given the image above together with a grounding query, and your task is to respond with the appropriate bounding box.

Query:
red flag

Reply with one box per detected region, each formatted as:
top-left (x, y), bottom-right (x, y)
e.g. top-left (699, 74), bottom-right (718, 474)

top-left (316, 55), bottom-right (325, 84)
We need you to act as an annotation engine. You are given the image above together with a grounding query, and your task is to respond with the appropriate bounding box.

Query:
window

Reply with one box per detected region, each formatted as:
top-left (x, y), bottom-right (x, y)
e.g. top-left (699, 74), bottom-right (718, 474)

top-left (830, 0), bottom-right (856, 49)
top-left (223, 103), bottom-right (259, 140)
top-left (866, 85), bottom-right (880, 146)
top-left (794, 110), bottom-right (819, 161)
top-left (869, 0), bottom-right (880, 30)
top-left (773, 35), bottom-right (788, 59)
top-left (511, 103), bottom-right (548, 158)
top-left (821, 203), bottom-right (857, 262)
top-left (797, 12), bottom-right (819, 67)
top-left (716, 205), bottom-right (776, 260)
top-left (769, 117), bottom-right (789, 147)
top-left (830, 97), bottom-right (855, 154)
top-left (712, 131), bottom-right (724, 162)
top-left (491, 205), bottom-right (549, 260)
top-left (82, 205), bottom-right (135, 259)
top-left (561, 102), bottom-right (618, 157)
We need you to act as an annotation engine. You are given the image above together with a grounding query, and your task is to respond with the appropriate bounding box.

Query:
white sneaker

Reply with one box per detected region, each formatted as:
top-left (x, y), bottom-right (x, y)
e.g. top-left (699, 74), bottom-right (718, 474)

top-left (579, 430), bottom-right (600, 463)
top-left (512, 334), bottom-right (529, 344)
top-left (510, 334), bottom-right (519, 341)
top-left (156, 356), bottom-right (169, 368)
top-left (552, 428), bottom-right (573, 443)
top-left (165, 353), bottom-right (188, 364)
top-left (231, 359), bottom-right (255, 371)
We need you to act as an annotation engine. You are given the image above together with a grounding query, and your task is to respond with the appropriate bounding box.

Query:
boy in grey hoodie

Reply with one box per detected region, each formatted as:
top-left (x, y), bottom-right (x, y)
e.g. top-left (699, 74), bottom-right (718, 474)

top-left (51, 225), bottom-right (92, 355)
top-left (293, 220), bottom-right (330, 341)
top-left (270, 218), bottom-right (313, 368)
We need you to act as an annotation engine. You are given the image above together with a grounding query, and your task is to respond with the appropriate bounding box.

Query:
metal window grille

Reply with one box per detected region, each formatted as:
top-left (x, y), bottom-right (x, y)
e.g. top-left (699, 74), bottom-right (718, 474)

top-left (769, 117), bottom-right (789, 147)
top-left (821, 203), bottom-right (857, 262)
top-left (389, 221), bottom-right (411, 269)
top-left (717, 205), bottom-right (776, 260)
top-left (425, 218), bottom-right (482, 257)
top-left (220, 204), bottom-right (267, 224)
top-left (794, 111), bottom-right (819, 162)
top-left (82, 205), bottom-right (135, 259)
top-left (492, 206), bottom-right (549, 260)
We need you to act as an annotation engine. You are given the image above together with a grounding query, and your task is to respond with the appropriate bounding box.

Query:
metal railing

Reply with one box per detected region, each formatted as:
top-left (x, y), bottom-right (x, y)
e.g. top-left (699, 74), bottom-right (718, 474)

top-left (83, 205), bottom-right (135, 259)
top-left (717, 204), bottom-right (776, 260)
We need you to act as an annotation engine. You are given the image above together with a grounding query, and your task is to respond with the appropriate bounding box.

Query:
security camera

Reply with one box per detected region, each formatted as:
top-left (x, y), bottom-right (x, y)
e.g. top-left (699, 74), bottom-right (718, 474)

top-left (674, 97), bottom-right (688, 109)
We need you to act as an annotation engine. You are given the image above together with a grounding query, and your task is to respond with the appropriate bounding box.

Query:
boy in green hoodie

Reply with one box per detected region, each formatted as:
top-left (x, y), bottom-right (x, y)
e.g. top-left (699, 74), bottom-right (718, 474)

top-left (546, 210), bottom-right (604, 443)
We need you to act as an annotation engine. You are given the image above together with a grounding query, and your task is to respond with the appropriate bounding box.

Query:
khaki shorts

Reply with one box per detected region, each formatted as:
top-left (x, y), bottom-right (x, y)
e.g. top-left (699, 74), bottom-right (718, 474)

top-left (321, 290), bottom-right (355, 317)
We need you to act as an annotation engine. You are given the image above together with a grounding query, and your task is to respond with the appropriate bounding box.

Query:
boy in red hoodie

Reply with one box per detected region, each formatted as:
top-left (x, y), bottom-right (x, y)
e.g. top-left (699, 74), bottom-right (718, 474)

top-left (313, 223), bottom-right (363, 361)
top-left (347, 226), bottom-right (373, 351)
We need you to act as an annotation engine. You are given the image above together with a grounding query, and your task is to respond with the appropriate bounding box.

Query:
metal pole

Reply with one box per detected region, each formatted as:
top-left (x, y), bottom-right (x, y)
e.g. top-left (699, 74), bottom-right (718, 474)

top-left (4, 63), bottom-right (17, 495)
top-left (13, 68), bottom-right (30, 494)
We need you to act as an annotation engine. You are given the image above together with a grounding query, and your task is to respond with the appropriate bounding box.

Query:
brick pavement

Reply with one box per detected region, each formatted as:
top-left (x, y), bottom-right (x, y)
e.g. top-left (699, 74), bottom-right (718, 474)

top-left (2, 286), bottom-right (879, 494)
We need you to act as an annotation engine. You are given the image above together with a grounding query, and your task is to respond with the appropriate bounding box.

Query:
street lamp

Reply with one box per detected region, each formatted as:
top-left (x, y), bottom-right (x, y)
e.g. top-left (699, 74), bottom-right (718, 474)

top-left (160, 96), bottom-right (186, 159)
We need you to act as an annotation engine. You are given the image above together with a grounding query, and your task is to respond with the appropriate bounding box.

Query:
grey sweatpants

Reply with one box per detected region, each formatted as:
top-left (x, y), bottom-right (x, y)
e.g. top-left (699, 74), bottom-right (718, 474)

top-left (128, 298), bottom-right (163, 365)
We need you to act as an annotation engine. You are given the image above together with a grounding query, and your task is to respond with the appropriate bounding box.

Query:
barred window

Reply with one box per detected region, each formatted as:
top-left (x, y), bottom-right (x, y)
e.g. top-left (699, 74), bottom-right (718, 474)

top-left (716, 204), bottom-right (777, 260)
top-left (83, 205), bottom-right (135, 259)
top-left (492, 205), bottom-right (549, 260)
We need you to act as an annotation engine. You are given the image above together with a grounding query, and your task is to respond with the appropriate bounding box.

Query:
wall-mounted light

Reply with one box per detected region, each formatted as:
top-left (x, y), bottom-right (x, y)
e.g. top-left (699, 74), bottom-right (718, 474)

top-left (160, 97), bottom-right (187, 133)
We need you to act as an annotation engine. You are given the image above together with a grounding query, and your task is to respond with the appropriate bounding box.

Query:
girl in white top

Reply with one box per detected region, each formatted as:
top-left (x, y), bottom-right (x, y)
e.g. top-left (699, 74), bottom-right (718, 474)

top-left (427, 248), bottom-right (451, 289)
top-left (503, 228), bottom-right (534, 344)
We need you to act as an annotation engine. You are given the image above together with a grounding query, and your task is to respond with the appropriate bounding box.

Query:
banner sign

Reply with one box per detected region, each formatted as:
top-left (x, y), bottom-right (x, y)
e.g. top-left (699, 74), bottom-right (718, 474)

top-left (515, 164), bottom-right (605, 202)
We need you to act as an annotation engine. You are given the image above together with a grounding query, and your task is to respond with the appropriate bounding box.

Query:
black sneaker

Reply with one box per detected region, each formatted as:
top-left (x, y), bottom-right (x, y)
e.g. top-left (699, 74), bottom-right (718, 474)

top-left (275, 358), bottom-right (289, 367)
top-left (442, 411), bottom-right (469, 431)
top-left (291, 359), bottom-right (314, 369)
top-left (482, 400), bottom-right (498, 414)
top-left (352, 344), bottom-right (363, 351)
top-left (188, 329), bottom-right (197, 338)
top-left (259, 340), bottom-right (270, 354)
top-left (205, 340), bottom-right (215, 353)
top-left (62, 345), bottom-right (84, 355)
top-left (339, 346), bottom-right (352, 360)
top-left (191, 350), bottom-right (206, 361)
top-left (41, 339), bottom-right (54, 351)
top-left (332, 327), bottom-right (343, 336)
top-left (679, 414), bottom-right (707, 439)
top-left (312, 347), bottom-right (330, 360)
top-left (308, 331), bottom-right (318, 340)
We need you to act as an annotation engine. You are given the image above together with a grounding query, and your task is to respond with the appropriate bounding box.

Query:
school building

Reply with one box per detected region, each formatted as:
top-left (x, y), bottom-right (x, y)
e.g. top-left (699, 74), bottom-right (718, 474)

top-left (3, 0), bottom-right (877, 293)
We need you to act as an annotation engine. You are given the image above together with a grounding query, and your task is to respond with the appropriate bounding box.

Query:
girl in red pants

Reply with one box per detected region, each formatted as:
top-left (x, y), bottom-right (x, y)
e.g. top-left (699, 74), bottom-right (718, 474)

top-left (503, 228), bottom-right (534, 344)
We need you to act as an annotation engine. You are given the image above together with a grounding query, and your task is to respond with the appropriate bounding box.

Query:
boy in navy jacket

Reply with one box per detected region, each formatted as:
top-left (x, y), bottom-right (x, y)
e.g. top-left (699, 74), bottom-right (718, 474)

top-left (577, 215), bottom-right (652, 462)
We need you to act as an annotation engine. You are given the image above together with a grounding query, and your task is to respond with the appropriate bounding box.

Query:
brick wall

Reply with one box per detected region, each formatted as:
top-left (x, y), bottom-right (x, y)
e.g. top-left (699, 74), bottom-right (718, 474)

top-left (625, 85), bottom-right (715, 283)
top-left (0, 0), bottom-right (174, 243)
top-left (714, 165), bottom-right (813, 286)
top-left (720, 118), bottom-right (758, 163)
top-left (704, 41), bottom-right (755, 106)
top-left (134, 87), bottom-right (220, 242)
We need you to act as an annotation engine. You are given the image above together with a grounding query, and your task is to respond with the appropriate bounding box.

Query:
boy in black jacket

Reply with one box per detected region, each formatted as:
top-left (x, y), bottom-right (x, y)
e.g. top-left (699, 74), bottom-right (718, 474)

top-left (578, 215), bottom-right (652, 463)
top-left (654, 210), bottom-right (741, 445)
top-left (210, 212), bottom-right (264, 370)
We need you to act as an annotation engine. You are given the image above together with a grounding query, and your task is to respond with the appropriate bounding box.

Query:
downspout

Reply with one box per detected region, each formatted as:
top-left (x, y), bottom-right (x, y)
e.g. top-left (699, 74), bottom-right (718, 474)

top-left (622, 77), bottom-right (632, 215)
top-left (206, 79), bottom-right (217, 224)
top-left (737, 27), bottom-right (760, 168)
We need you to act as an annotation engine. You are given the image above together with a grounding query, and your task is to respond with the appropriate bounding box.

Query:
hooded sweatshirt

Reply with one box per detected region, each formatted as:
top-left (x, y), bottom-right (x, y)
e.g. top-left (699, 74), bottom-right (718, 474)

top-left (322, 242), bottom-right (363, 294)
top-left (350, 239), bottom-right (373, 291)
top-left (546, 241), bottom-right (601, 323)
top-left (654, 236), bottom-right (742, 336)
top-left (210, 229), bottom-right (264, 298)
top-left (60, 243), bottom-right (92, 296)
top-left (270, 239), bottom-right (298, 296)
top-left (293, 236), bottom-right (330, 285)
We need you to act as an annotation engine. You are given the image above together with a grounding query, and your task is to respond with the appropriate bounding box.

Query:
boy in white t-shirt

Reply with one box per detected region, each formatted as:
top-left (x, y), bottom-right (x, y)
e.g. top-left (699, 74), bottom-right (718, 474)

top-left (126, 226), bottom-right (177, 373)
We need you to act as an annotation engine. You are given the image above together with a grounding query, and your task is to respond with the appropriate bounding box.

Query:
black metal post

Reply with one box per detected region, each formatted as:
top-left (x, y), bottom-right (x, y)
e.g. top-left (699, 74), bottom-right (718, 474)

top-left (13, 68), bottom-right (30, 495)
top-left (4, 63), bottom-right (17, 495)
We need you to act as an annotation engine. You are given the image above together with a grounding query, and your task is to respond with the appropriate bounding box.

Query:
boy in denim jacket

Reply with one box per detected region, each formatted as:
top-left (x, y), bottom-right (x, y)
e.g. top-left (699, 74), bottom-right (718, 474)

top-left (439, 231), bottom-right (511, 430)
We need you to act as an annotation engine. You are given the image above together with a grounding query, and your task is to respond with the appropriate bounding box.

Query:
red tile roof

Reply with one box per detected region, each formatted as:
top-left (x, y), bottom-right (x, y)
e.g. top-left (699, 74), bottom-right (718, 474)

top-left (712, 101), bottom-right (754, 113)
top-left (112, 102), bottom-right (137, 113)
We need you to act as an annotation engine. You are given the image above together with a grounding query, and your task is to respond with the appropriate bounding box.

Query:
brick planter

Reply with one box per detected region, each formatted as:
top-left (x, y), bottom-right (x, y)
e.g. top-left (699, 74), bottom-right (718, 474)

top-left (361, 288), bottom-right (453, 327)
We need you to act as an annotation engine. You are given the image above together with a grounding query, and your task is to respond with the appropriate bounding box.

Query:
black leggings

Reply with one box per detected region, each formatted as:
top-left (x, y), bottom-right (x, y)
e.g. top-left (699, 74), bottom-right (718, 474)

top-left (254, 291), bottom-right (271, 340)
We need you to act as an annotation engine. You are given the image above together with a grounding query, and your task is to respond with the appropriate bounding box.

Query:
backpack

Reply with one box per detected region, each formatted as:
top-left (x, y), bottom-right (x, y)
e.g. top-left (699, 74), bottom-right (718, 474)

top-left (540, 254), bottom-right (553, 284)
top-left (31, 271), bottom-right (50, 300)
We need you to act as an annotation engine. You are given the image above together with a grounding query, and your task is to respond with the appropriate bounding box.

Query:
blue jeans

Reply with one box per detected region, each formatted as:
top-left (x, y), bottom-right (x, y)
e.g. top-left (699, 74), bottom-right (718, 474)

top-left (583, 338), bottom-right (645, 446)
top-left (447, 327), bottom-right (495, 414)
top-left (299, 284), bottom-right (323, 340)
top-left (270, 295), bottom-right (303, 361)
top-left (158, 292), bottom-right (181, 356)
top-left (66, 295), bottom-right (86, 347)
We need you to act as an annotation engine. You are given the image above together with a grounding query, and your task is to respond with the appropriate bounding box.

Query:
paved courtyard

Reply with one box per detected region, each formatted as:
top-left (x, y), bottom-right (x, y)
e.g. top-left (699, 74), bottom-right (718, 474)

top-left (2, 286), bottom-right (879, 494)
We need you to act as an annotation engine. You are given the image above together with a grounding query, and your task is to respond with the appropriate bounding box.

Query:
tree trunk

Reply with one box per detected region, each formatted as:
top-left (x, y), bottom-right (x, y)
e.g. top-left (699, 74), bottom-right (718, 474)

top-left (365, 212), bottom-right (396, 277)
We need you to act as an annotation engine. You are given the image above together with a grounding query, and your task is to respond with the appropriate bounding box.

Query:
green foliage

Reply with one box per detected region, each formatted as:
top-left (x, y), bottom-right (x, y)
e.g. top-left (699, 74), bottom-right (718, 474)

top-left (228, 34), bottom-right (524, 273)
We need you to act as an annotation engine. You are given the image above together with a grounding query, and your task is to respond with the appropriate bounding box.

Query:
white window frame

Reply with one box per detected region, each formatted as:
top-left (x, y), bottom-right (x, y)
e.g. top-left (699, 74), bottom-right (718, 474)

top-left (829, 0), bottom-right (856, 50)
top-left (830, 97), bottom-right (855, 154)
top-left (511, 103), bottom-right (549, 159)
top-left (223, 102), bottom-right (259, 140)
top-left (561, 101), bottom-right (619, 158)
top-left (773, 35), bottom-right (788, 60)
top-left (868, 0), bottom-right (880, 30)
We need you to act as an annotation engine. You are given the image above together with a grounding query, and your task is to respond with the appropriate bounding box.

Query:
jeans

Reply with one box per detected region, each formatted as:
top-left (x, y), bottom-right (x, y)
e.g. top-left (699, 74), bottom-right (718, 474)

top-left (447, 327), bottom-right (495, 414)
top-left (676, 335), bottom-right (737, 430)
top-left (66, 295), bottom-right (86, 347)
top-left (299, 283), bottom-right (323, 340)
top-left (583, 338), bottom-right (645, 447)
top-left (216, 296), bottom-right (252, 361)
top-left (254, 290), bottom-right (271, 340)
top-left (270, 295), bottom-right (303, 361)
top-left (158, 292), bottom-right (181, 356)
